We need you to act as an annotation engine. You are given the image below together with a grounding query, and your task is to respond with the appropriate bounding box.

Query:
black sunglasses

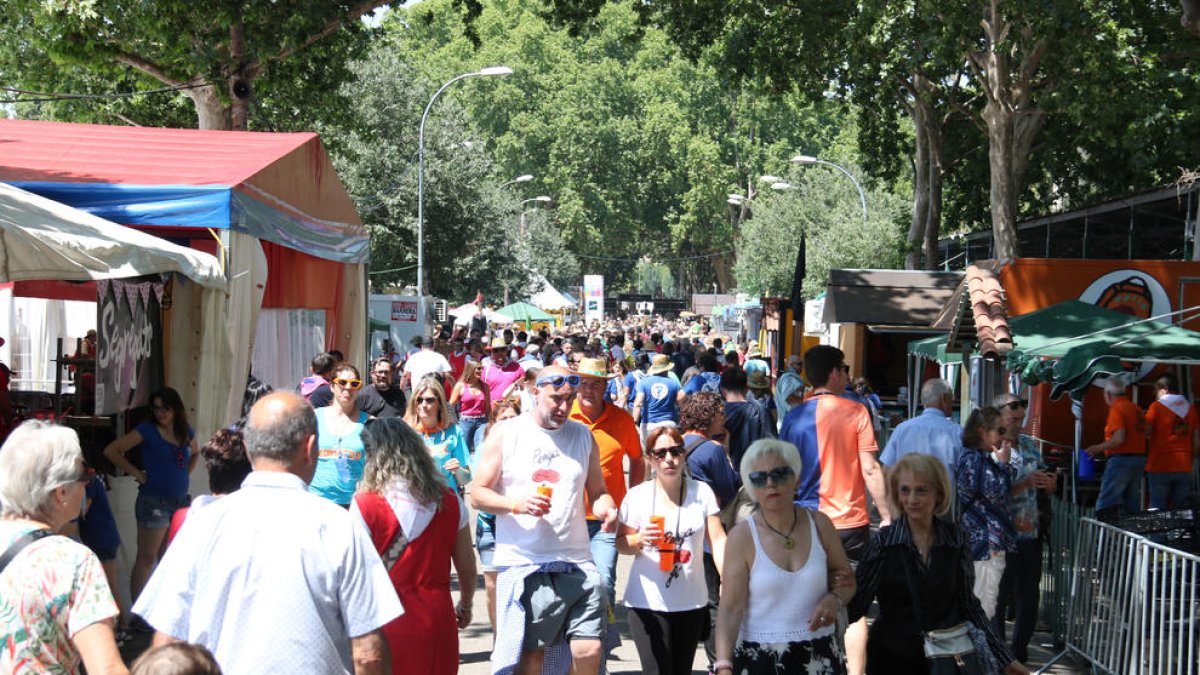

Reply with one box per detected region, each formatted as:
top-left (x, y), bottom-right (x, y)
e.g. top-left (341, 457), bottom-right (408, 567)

top-left (748, 466), bottom-right (795, 488)
top-left (417, 396), bottom-right (439, 404)
top-left (1002, 400), bottom-right (1028, 411)
top-left (649, 444), bottom-right (687, 460)
top-left (537, 374), bottom-right (581, 389)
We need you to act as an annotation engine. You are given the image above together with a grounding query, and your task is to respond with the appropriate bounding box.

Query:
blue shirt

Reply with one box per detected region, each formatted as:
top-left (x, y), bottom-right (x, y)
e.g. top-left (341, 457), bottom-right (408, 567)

top-left (683, 372), bottom-right (721, 395)
top-left (956, 448), bottom-right (1018, 560)
top-left (879, 408), bottom-right (963, 481)
top-left (135, 421), bottom-right (194, 500)
top-left (637, 375), bottom-right (681, 423)
top-left (309, 408), bottom-right (369, 505)
top-left (684, 433), bottom-right (741, 508)
top-left (419, 425), bottom-right (470, 489)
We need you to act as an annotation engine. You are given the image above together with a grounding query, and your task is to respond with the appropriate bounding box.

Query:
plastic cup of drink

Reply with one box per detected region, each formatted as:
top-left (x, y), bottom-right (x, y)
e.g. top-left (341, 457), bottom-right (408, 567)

top-left (536, 484), bottom-right (553, 515)
top-left (658, 540), bottom-right (676, 572)
top-left (648, 515), bottom-right (665, 544)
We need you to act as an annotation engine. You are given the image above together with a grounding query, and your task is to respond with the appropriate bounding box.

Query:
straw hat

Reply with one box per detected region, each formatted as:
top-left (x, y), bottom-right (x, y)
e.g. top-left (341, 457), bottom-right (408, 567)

top-left (577, 357), bottom-right (617, 380)
top-left (489, 337), bottom-right (509, 350)
top-left (647, 354), bottom-right (673, 375)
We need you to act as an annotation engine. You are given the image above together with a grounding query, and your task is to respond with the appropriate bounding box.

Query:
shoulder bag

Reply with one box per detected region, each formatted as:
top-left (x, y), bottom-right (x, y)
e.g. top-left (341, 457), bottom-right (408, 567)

top-left (0, 528), bottom-right (55, 576)
top-left (900, 545), bottom-right (983, 675)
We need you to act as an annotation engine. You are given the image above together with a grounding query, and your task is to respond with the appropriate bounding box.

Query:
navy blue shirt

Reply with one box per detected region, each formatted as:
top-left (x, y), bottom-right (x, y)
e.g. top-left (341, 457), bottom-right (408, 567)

top-left (684, 433), bottom-right (741, 508)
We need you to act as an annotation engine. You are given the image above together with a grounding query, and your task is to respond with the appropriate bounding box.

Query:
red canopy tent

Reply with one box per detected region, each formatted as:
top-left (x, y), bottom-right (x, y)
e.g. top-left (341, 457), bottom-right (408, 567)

top-left (0, 118), bottom-right (370, 421)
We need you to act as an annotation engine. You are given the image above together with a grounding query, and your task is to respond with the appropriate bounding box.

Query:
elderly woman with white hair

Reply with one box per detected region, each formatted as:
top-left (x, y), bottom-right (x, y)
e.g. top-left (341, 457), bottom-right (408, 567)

top-left (713, 439), bottom-right (855, 675)
top-left (0, 420), bottom-right (128, 675)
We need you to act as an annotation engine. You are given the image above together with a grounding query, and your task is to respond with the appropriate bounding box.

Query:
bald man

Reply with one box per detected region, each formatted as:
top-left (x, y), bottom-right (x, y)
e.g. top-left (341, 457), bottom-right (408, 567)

top-left (469, 366), bottom-right (618, 675)
top-left (133, 393), bottom-right (402, 674)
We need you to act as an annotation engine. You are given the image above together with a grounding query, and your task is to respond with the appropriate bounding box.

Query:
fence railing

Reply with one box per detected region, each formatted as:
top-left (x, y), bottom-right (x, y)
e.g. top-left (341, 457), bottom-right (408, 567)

top-left (1037, 513), bottom-right (1200, 675)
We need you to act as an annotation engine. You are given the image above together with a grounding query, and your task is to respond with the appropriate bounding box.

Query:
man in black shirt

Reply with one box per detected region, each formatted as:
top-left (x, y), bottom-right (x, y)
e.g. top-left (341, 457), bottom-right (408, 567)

top-left (355, 357), bottom-right (405, 417)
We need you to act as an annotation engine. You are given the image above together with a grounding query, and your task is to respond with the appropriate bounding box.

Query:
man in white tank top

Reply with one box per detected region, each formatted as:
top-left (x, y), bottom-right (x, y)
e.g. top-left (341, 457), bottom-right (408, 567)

top-left (469, 366), bottom-right (619, 675)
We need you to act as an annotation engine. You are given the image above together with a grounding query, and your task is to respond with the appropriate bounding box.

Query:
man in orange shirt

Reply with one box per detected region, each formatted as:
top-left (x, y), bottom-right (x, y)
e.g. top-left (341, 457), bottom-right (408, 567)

top-left (1086, 378), bottom-right (1147, 514)
top-left (1145, 374), bottom-right (1199, 509)
top-left (570, 356), bottom-right (645, 604)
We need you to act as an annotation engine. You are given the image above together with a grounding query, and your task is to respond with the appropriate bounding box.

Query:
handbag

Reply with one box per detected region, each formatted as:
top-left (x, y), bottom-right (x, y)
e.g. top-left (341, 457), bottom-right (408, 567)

top-left (900, 545), bottom-right (983, 675)
top-left (0, 529), bottom-right (54, 577)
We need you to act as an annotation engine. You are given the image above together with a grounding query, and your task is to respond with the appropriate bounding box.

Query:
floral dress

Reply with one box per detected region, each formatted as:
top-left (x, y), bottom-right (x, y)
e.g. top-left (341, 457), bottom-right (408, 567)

top-left (0, 522), bottom-right (119, 674)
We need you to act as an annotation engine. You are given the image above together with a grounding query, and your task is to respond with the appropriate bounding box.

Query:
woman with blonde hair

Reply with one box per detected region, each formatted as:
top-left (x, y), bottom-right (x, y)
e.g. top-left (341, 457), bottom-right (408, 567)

top-left (849, 453), bottom-right (1027, 673)
top-left (449, 360), bottom-right (491, 455)
top-left (352, 418), bottom-right (476, 675)
top-left (404, 376), bottom-right (470, 491)
top-left (714, 438), bottom-right (853, 675)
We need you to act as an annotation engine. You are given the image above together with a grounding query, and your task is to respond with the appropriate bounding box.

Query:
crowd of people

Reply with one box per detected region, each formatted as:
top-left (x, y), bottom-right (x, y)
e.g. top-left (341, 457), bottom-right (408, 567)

top-left (2, 312), bottom-right (1194, 674)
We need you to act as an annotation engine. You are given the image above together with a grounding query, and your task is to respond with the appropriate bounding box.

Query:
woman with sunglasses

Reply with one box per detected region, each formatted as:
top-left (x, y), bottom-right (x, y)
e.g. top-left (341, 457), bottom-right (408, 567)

top-left (955, 405), bottom-right (1017, 619)
top-left (714, 439), bottom-right (854, 675)
top-left (309, 363), bottom-right (371, 506)
top-left (103, 386), bottom-right (198, 607)
top-left (404, 377), bottom-right (470, 491)
top-left (617, 426), bottom-right (726, 675)
top-left (1, 421), bottom-right (127, 675)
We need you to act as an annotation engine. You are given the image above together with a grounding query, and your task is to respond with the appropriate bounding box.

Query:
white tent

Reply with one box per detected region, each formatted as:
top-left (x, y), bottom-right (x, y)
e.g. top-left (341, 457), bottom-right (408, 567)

top-left (529, 277), bottom-right (576, 311)
top-left (0, 182), bottom-right (231, 441)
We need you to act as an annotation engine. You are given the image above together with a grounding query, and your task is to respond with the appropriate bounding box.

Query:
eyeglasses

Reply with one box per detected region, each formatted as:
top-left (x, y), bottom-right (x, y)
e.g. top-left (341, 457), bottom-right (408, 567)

top-left (1002, 400), bottom-right (1028, 411)
top-left (417, 396), bottom-right (439, 405)
top-left (536, 374), bottom-right (581, 389)
top-left (332, 378), bottom-right (363, 390)
top-left (748, 466), bottom-right (796, 488)
top-left (648, 445), bottom-right (687, 460)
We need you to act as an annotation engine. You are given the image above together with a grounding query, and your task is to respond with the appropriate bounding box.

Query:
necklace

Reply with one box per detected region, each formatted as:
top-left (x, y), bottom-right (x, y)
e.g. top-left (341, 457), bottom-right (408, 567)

top-left (761, 507), bottom-right (799, 549)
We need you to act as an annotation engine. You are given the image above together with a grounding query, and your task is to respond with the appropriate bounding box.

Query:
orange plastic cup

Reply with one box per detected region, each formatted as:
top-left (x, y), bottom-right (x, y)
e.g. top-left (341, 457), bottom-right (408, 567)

top-left (537, 484), bottom-right (553, 499)
top-left (648, 515), bottom-right (665, 544)
top-left (658, 540), bottom-right (676, 572)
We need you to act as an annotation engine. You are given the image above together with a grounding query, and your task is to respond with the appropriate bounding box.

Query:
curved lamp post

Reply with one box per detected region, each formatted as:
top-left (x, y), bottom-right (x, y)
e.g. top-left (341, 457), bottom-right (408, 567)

top-left (417, 65), bottom-right (513, 328)
top-left (501, 174), bottom-right (533, 188)
top-left (791, 154), bottom-right (868, 225)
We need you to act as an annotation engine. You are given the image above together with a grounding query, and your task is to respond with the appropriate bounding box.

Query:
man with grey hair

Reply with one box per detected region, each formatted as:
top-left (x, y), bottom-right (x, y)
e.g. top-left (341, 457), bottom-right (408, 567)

top-left (1086, 377), bottom-right (1147, 514)
top-left (133, 392), bottom-right (402, 675)
top-left (880, 378), bottom-right (963, 478)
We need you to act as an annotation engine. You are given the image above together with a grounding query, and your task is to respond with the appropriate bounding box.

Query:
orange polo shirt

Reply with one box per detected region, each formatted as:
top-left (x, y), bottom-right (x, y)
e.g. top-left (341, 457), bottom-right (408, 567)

top-left (571, 400), bottom-right (642, 517)
top-left (1145, 400), bottom-right (1199, 473)
top-left (1104, 397), bottom-right (1147, 456)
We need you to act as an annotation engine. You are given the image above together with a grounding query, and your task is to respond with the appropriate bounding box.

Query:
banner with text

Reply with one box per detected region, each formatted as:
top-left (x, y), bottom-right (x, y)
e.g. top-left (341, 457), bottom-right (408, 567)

top-left (96, 278), bottom-right (165, 415)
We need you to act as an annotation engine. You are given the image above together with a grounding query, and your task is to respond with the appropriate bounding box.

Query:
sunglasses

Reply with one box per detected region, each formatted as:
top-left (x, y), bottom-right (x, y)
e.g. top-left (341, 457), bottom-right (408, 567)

top-left (748, 466), bottom-right (795, 488)
top-left (417, 396), bottom-right (439, 405)
top-left (1002, 400), bottom-right (1028, 411)
top-left (332, 378), bottom-right (362, 390)
top-left (649, 445), bottom-right (687, 460)
top-left (536, 374), bottom-right (581, 389)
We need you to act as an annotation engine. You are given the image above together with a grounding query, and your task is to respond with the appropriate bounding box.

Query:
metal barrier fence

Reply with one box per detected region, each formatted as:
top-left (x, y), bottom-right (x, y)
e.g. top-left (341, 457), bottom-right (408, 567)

top-left (1037, 515), bottom-right (1200, 674)
top-left (1041, 497), bottom-right (1090, 642)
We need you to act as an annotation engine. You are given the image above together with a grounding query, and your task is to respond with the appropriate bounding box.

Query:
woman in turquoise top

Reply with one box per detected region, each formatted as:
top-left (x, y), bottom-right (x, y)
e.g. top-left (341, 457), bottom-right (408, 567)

top-left (309, 363), bottom-right (370, 505)
top-left (404, 376), bottom-right (470, 492)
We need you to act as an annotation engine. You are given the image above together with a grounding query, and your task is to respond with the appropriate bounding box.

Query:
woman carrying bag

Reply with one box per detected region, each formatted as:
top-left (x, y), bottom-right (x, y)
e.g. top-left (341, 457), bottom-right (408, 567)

top-left (848, 453), bottom-right (1027, 674)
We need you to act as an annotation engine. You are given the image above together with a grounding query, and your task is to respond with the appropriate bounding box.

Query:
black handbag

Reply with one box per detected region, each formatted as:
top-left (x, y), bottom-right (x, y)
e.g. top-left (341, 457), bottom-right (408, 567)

top-left (901, 547), bottom-right (984, 675)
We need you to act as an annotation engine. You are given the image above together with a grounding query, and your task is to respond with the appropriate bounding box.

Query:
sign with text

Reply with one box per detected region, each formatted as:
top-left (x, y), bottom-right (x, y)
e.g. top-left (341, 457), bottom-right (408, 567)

top-left (584, 275), bottom-right (604, 323)
top-left (95, 278), bottom-right (165, 415)
top-left (391, 301), bottom-right (417, 322)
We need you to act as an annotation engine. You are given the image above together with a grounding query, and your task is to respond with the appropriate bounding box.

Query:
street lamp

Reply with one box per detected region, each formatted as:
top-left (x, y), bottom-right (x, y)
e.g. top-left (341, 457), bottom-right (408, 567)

top-left (760, 174), bottom-right (783, 184)
top-left (520, 196), bottom-right (553, 207)
top-left (501, 174), bottom-right (533, 188)
top-left (790, 154), bottom-right (868, 225)
top-left (771, 182), bottom-right (795, 190)
top-left (417, 65), bottom-right (513, 329)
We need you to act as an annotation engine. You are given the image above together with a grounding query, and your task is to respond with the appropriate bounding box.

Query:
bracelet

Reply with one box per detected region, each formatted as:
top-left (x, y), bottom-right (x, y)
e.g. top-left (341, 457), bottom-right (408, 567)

top-left (827, 591), bottom-right (844, 608)
top-left (713, 659), bottom-right (733, 673)
top-left (629, 533), bottom-right (641, 548)
top-left (510, 499), bottom-right (520, 514)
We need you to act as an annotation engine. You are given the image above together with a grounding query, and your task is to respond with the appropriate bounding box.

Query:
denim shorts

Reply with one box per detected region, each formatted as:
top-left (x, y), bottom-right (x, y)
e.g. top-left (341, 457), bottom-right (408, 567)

top-left (135, 492), bottom-right (190, 529)
top-left (475, 516), bottom-right (496, 572)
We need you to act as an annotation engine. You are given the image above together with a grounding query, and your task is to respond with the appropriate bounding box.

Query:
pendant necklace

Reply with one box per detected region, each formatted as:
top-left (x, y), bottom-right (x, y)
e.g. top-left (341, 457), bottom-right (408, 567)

top-left (761, 507), bottom-right (799, 549)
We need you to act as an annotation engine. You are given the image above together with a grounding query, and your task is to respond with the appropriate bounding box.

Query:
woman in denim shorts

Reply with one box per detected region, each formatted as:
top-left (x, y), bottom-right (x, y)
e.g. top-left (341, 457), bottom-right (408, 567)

top-left (470, 396), bottom-right (522, 631)
top-left (103, 387), bottom-right (197, 610)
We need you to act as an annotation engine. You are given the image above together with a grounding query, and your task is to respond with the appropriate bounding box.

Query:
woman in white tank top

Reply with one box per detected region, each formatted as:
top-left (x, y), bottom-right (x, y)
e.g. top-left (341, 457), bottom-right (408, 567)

top-left (713, 439), bottom-right (856, 675)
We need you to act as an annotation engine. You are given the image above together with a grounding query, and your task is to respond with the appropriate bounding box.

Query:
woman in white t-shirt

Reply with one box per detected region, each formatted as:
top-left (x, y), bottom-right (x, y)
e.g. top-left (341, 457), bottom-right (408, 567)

top-left (617, 426), bottom-right (727, 675)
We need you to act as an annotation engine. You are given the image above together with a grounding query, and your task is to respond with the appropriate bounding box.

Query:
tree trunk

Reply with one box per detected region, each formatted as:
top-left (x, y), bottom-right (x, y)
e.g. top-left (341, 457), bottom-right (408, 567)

top-left (1183, 0), bottom-right (1200, 36)
top-left (185, 84), bottom-right (234, 130)
top-left (983, 96), bottom-right (1019, 260)
top-left (906, 99), bottom-right (930, 270)
top-left (924, 111), bottom-right (945, 269)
